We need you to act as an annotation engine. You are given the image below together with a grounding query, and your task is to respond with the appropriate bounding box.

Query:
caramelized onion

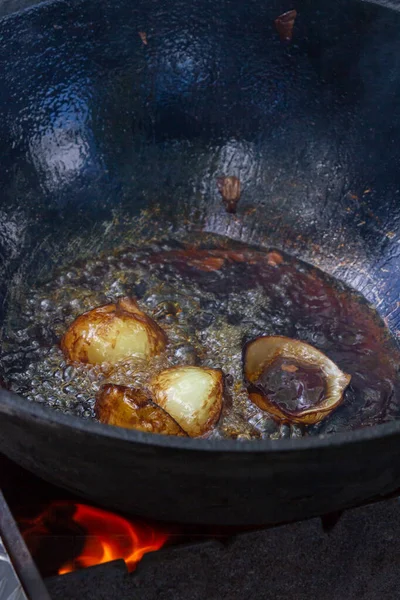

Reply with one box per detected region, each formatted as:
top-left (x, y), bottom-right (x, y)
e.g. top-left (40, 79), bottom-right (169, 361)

top-left (243, 336), bottom-right (351, 424)
top-left (151, 366), bottom-right (223, 436)
top-left (95, 384), bottom-right (186, 436)
top-left (61, 297), bottom-right (167, 365)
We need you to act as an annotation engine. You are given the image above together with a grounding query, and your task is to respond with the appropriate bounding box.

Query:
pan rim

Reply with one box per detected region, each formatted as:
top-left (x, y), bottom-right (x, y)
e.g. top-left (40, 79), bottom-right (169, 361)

top-left (1, 388), bottom-right (400, 453)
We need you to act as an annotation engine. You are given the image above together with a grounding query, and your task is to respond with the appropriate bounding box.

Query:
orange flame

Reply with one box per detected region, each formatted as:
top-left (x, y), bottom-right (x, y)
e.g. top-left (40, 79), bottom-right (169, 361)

top-left (57, 504), bottom-right (168, 575)
top-left (58, 504), bottom-right (168, 575)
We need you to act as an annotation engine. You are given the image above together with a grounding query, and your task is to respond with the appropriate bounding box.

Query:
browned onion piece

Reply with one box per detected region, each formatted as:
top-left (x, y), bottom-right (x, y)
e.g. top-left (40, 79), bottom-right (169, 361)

top-left (243, 336), bottom-right (351, 424)
top-left (151, 366), bottom-right (224, 437)
top-left (61, 297), bottom-right (167, 365)
top-left (95, 383), bottom-right (186, 436)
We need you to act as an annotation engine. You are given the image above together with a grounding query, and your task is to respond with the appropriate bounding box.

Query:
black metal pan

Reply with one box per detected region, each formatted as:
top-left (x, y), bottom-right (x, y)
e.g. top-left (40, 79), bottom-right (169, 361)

top-left (1, 0), bottom-right (400, 525)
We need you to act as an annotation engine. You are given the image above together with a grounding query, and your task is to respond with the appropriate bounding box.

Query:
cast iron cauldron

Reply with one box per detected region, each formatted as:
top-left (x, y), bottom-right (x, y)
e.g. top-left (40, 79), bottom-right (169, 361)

top-left (1, 0), bottom-right (400, 525)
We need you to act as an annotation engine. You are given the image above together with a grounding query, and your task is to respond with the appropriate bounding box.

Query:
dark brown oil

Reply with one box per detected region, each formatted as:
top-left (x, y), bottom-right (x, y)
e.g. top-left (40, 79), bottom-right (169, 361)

top-left (252, 357), bottom-right (326, 414)
top-left (1, 230), bottom-right (400, 440)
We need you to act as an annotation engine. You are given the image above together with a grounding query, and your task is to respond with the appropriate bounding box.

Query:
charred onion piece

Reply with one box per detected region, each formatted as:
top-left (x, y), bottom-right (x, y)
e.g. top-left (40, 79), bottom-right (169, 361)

top-left (243, 336), bottom-right (351, 424)
top-left (274, 9), bottom-right (297, 43)
top-left (96, 384), bottom-right (186, 436)
top-left (151, 366), bottom-right (223, 436)
top-left (61, 297), bottom-right (167, 365)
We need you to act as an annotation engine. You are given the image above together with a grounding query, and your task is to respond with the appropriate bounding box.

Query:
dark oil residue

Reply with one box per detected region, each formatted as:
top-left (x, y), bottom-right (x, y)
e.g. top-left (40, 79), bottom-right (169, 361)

top-left (1, 230), bottom-right (400, 440)
top-left (252, 357), bottom-right (326, 414)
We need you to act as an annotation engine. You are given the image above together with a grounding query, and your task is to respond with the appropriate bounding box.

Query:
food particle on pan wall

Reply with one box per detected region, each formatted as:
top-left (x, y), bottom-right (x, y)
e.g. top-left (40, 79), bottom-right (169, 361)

top-left (138, 31), bottom-right (148, 45)
top-left (243, 336), bottom-right (351, 425)
top-left (274, 9), bottom-right (297, 43)
top-left (61, 297), bottom-right (167, 365)
top-left (217, 176), bottom-right (241, 214)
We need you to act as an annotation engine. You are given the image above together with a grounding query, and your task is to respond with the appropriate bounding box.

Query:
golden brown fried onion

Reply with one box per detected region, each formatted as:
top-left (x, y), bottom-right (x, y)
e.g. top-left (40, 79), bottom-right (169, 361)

top-left (61, 297), bottom-right (167, 365)
top-left (95, 383), bottom-right (186, 436)
top-left (151, 366), bottom-right (224, 436)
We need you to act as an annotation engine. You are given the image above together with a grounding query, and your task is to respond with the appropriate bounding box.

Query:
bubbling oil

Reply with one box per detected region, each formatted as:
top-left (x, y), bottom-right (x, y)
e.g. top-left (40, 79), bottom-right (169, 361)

top-left (1, 230), bottom-right (400, 440)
